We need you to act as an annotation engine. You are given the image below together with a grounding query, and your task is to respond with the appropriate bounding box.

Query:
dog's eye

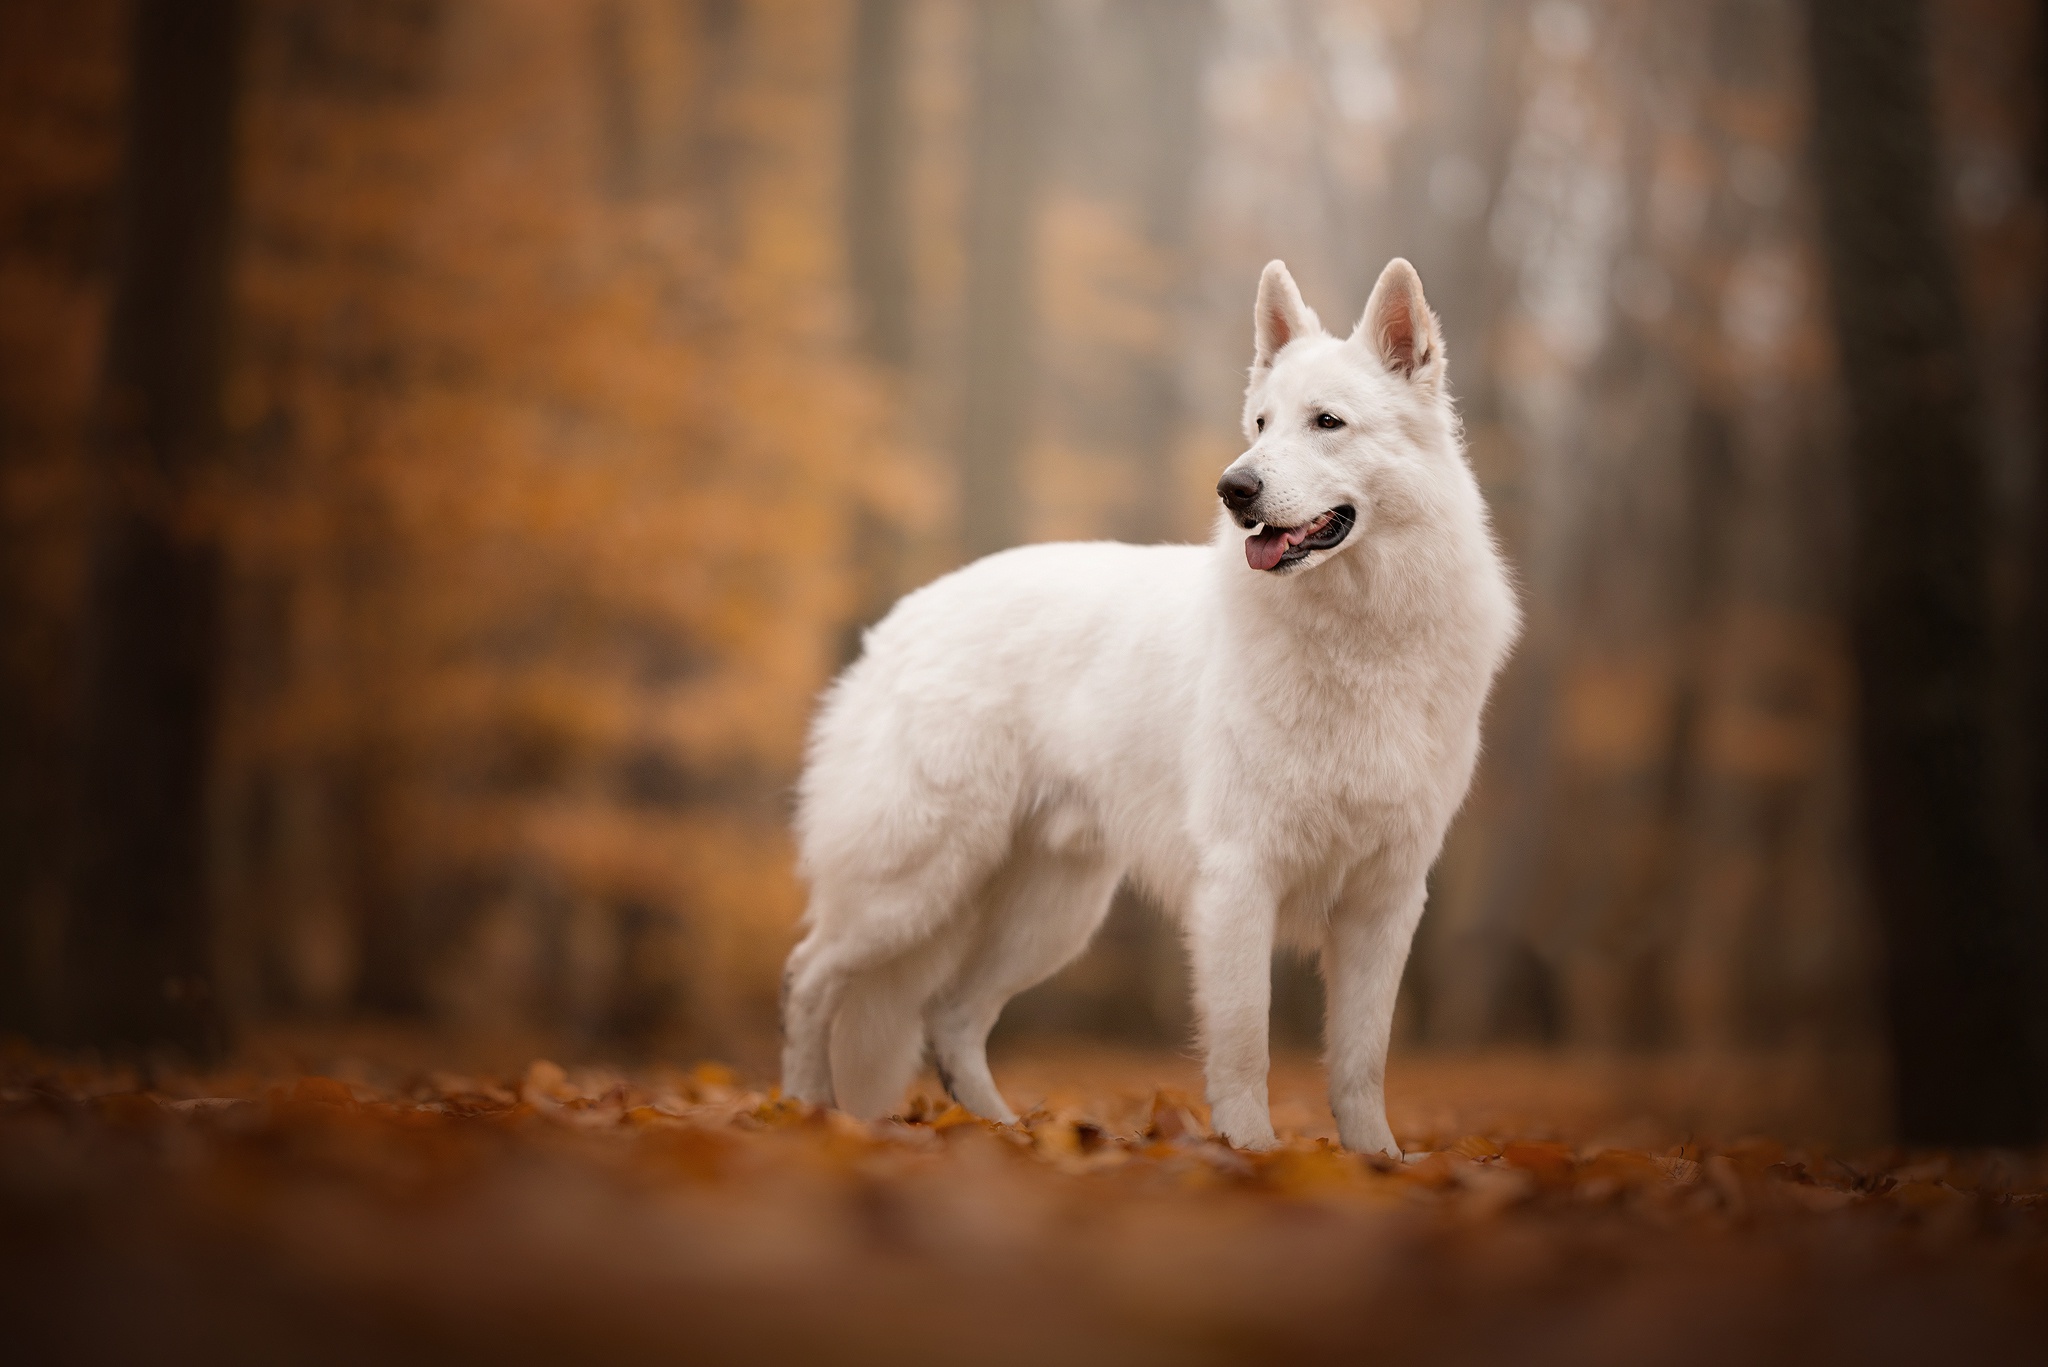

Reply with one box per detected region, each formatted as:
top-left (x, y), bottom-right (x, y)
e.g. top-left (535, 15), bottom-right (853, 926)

top-left (1315, 412), bottom-right (1345, 430)
top-left (1255, 416), bottom-right (1266, 432)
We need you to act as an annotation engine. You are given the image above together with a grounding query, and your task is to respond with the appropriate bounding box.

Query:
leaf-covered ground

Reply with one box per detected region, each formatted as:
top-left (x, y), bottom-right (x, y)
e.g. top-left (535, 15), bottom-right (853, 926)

top-left (4, 1042), bottom-right (2044, 1366)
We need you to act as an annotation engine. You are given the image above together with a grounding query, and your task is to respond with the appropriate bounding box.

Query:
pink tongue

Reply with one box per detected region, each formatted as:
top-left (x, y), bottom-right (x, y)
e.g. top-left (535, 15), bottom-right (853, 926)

top-left (1246, 527), bottom-right (1291, 571)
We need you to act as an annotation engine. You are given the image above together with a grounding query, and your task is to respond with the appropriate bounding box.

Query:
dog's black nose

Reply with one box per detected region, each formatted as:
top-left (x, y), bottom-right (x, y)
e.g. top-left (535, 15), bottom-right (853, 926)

top-left (1217, 468), bottom-right (1263, 512)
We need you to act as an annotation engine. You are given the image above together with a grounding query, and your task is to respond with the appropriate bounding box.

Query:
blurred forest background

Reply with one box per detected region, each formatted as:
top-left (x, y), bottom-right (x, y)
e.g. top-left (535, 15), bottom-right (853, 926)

top-left (1, 0), bottom-right (2044, 1134)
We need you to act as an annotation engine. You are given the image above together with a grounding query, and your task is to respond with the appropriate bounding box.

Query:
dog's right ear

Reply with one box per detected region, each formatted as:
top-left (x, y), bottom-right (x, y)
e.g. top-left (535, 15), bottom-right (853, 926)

top-left (1253, 260), bottom-right (1320, 370)
top-left (1356, 257), bottom-right (1442, 384)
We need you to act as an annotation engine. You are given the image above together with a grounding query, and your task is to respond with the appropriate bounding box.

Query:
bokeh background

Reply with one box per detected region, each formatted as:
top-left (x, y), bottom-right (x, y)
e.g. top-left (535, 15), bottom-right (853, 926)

top-left (2, 0), bottom-right (2043, 1136)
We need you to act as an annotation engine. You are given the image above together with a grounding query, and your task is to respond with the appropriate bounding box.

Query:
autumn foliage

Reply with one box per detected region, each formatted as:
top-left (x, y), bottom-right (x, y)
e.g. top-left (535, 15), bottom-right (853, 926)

top-left (5, 1044), bottom-right (2046, 1365)
top-left (5, 0), bottom-right (2045, 1074)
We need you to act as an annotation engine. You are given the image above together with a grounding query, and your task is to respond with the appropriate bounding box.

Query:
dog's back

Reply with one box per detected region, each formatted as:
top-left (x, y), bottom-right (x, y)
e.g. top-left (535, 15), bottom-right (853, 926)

top-left (799, 539), bottom-right (1210, 896)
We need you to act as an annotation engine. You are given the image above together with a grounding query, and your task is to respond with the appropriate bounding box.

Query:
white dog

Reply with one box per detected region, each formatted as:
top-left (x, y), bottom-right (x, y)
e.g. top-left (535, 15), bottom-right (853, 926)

top-left (781, 258), bottom-right (1518, 1154)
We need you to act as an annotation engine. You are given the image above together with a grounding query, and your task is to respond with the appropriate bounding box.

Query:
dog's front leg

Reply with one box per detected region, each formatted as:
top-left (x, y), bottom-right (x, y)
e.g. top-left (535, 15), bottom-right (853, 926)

top-left (1323, 874), bottom-right (1429, 1157)
top-left (1188, 865), bottom-right (1278, 1149)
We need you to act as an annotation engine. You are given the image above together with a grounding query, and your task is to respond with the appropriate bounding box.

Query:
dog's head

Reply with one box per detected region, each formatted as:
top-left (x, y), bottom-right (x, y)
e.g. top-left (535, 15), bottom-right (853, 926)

top-left (1219, 257), bottom-right (1457, 574)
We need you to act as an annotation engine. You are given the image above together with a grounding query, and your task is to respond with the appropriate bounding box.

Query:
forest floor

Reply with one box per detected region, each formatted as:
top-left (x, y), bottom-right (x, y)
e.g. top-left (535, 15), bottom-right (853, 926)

top-left (3, 1037), bottom-right (2045, 1367)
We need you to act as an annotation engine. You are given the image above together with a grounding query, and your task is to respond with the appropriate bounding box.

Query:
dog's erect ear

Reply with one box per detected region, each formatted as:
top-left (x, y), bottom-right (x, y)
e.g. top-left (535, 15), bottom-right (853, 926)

top-left (1355, 257), bottom-right (1442, 382)
top-left (1253, 260), bottom-right (1320, 370)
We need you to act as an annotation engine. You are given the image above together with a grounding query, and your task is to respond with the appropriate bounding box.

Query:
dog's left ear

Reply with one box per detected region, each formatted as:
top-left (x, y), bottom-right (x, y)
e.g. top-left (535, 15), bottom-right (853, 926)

top-left (1355, 258), bottom-right (1442, 384)
top-left (1254, 260), bottom-right (1320, 370)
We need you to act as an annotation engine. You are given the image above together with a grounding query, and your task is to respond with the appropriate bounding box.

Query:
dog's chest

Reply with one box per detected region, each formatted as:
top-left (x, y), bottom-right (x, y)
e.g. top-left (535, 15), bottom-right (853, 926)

top-left (1238, 639), bottom-right (1470, 805)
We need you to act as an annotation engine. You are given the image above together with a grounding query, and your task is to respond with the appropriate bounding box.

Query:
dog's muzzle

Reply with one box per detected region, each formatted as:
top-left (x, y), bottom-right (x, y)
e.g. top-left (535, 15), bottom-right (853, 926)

top-left (1241, 505), bottom-right (1356, 571)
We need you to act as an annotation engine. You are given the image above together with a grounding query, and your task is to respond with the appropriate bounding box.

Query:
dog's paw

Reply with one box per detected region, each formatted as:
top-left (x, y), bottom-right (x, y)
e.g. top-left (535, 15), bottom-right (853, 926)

top-left (1211, 1100), bottom-right (1278, 1151)
top-left (1335, 1111), bottom-right (1401, 1158)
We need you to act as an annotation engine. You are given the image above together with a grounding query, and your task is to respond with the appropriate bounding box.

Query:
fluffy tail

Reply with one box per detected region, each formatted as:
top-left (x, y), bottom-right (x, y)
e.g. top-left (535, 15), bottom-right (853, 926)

top-left (828, 961), bottom-right (931, 1119)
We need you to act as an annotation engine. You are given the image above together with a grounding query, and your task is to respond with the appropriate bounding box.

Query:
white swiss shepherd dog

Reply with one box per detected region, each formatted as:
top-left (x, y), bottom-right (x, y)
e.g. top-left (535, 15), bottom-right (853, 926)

top-left (782, 257), bottom-right (1519, 1155)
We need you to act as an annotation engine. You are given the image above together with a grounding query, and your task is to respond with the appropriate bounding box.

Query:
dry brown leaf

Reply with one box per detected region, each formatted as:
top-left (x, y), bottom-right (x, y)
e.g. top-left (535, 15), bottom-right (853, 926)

top-left (1451, 1134), bottom-right (1503, 1161)
top-left (1500, 1140), bottom-right (1575, 1186)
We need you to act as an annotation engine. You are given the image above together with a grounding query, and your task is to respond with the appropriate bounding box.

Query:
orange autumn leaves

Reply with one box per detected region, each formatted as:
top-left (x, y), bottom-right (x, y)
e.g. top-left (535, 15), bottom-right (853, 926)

top-left (9, 1049), bottom-right (2040, 1222)
top-left (5, 1047), bottom-right (2048, 1366)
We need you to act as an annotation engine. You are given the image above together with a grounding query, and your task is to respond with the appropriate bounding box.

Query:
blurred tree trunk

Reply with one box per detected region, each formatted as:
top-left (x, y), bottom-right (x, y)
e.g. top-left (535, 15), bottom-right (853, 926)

top-left (63, 0), bottom-right (244, 1056)
top-left (1120, 0), bottom-right (1209, 546)
top-left (847, 0), bottom-right (912, 370)
top-left (2025, 0), bottom-right (2048, 1129)
top-left (0, 1), bottom-right (124, 1040)
top-left (957, 0), bottom-right (1046, 559)
top-left (1807, 0), bottom-right (2045, 1142)
top-left (837, 0), bottom-right (914, 663)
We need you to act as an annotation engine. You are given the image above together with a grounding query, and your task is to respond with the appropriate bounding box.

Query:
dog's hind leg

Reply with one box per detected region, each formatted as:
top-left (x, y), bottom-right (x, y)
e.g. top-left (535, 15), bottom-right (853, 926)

top-left (924, 848), bottom-right (1120, 1123)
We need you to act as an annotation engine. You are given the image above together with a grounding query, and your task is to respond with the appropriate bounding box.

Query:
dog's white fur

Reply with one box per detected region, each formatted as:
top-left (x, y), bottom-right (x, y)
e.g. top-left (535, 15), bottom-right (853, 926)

top-left (781, 258), bottom-right (1518, 1153)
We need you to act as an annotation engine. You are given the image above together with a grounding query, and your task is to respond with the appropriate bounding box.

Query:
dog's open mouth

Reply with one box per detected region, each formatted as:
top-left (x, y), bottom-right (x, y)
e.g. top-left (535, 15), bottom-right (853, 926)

top-left (1242, 505), bottom-right (1355, 571)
